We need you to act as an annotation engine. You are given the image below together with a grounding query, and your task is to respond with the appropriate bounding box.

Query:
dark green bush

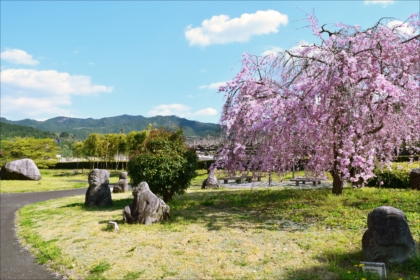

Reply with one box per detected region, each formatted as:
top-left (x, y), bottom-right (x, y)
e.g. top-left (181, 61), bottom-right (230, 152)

top-left (394, 155), bottom-right (419, 162)
top-left (128, 129), bottom-right (197, 201)
top-left (367, 167), bottom-right (410, 189)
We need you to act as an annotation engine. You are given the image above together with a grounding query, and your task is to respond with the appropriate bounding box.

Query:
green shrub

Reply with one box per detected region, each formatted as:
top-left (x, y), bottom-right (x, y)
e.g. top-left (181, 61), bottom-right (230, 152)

top-left (367, 166), bottom-right (410, 189)
top-left (128, 129), bottom-right (197, 201)
top-left (394, 155), bottom-right (419, 162)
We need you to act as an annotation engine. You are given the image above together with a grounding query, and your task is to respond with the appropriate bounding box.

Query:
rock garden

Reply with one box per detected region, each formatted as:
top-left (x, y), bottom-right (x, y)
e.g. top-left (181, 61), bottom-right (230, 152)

top-left (15, 176), bottom-right (419, 280)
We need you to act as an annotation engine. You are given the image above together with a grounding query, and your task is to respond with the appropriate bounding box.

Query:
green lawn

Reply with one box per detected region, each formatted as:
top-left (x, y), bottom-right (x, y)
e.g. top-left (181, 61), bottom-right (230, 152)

top-left (0, 168), bottom-right (306, 193)
top-left (0, 169), bottom-right (120, 193)
top-left (17, 186), bottom-right (419, 280)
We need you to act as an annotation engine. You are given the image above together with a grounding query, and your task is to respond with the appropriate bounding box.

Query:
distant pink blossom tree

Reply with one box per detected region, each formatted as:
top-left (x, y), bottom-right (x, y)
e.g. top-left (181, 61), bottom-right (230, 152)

top-left (217, 15), bottom-right (420, 194)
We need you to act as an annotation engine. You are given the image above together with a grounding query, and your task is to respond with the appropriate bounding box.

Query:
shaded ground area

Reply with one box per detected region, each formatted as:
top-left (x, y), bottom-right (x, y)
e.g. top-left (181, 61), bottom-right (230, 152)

top-left (0, 188), bottom-right (86, 280)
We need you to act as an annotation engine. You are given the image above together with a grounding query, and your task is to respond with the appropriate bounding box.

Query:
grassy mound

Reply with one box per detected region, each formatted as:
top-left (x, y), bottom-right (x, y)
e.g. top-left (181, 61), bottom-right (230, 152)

top-left (17, 187), bottom-right (419, 280)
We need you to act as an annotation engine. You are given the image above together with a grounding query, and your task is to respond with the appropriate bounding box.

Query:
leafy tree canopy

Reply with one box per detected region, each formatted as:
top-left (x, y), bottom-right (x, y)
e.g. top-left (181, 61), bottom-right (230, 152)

top-left (0, 138), bottom-right (59, 168)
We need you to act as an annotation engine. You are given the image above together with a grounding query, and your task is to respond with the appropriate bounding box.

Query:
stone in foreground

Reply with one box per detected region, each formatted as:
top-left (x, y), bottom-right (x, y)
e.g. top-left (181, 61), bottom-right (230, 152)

top-left (113, 171), bottom-right (129, 193)
top-left (201, 168), bottom-right (220, 189)
top-left (362, 206), bottom-right (416, 264)
top-left (409, 168), bottom-right (420, 190)
top-left (0, 158), bottom-right (41, 180)
top-left (123, 182), bottom-right (169, 224)
top-left (85, 169), bottom-right (112, 207)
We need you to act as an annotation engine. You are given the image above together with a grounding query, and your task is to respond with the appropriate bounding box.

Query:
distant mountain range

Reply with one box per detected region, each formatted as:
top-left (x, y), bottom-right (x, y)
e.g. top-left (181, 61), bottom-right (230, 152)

top-left (0, 122), bottom-right (56, 139)
top-left (0, 115), bottom-right (221, 139)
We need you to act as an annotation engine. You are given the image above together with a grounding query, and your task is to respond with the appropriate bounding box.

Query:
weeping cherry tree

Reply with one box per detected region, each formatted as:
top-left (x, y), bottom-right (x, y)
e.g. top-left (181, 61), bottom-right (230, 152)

top-left (217, 15), bottom-right (420, 194)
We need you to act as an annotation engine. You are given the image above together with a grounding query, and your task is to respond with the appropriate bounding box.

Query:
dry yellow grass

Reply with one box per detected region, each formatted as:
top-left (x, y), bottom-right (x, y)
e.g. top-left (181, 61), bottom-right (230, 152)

top-left (17, 186), bottom-right (420, 280)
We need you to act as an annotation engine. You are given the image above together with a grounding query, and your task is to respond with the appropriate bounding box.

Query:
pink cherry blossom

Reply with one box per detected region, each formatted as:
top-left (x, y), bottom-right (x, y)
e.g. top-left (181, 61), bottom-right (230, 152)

top-left (216, 15), bottom-right (420, 194)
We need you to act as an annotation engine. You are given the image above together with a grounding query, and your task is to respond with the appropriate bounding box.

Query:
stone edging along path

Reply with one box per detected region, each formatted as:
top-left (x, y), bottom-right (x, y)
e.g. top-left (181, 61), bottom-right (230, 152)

top-left (0, 188), bottom-right (86, 280)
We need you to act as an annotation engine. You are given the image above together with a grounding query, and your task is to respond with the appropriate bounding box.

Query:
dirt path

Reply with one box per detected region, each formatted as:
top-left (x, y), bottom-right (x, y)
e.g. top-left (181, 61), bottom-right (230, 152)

top-left (0, 188), bottom-right (86, 280)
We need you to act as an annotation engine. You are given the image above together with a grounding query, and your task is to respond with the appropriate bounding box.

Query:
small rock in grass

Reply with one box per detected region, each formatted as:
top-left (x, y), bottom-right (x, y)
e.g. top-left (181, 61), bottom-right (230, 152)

top-left (108, 221), bottom-right (119, 232)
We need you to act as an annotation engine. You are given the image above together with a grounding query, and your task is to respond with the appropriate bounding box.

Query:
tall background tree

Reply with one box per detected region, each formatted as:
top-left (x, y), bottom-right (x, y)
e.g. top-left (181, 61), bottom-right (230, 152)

top-left (217, 15), bottom-right (420, 194)
top-left (0, 138), bottom-right (59, 168)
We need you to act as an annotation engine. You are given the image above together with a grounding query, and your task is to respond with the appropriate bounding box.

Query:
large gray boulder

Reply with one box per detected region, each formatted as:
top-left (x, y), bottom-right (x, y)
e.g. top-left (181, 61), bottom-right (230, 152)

top-left (201, 168), bottom-right (220, 189)
top-left (85, 169), bottom-right (112, 207)
top-left (409, 168), bottom-right (420, 190)
top-left (362, 206), bottom-right (416, 263)
top-left (123, 182), bottom-right (169, 225)
top-left (113, 171), bottom-right (129, 193)
top-left (0, 158), bottom-right (41, 180)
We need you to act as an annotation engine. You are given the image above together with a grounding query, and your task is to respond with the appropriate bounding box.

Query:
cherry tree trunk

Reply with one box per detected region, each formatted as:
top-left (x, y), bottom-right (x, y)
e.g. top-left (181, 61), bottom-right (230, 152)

top-left (331, 170), bottom-right (344, 195)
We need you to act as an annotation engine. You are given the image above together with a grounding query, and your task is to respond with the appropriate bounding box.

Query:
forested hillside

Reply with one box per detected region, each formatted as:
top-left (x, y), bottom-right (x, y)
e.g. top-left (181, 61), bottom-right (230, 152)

top-left (0, 122), bottom-right (56, 139)
top-left (1, 115), bottom-right (220, 139)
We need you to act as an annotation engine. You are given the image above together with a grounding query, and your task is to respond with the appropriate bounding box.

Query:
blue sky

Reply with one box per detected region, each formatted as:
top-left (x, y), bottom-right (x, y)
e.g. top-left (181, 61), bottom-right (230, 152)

top-left (1, 0), bottom-right (418, 123)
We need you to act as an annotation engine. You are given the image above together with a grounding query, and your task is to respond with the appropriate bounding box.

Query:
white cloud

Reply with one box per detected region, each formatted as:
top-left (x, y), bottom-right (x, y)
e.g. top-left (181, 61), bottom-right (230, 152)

top-left (364, 0), bottom-right (394, 5)
top-left (386, 20), bottom-right (417, 37)
top-left (288, 40), bottom-right (314, 55)
top-left (262, 47), bottom-right (283, 56)
top-left (148, 104), bottom-right (218, 118)
top-left (1, 68), bottom-right (112, 120)
top-left (2, 96), bottom-right (72, 119)
top-left (148, 104), bottom-right (191, 117)
top-left (194, 107), bottom-right (218, 116)
top-left (261, 41), bottom-right (317, 58)
top-left (0, 49), bottom-right (39, 65)
top-left (1, 69), bottom-right (112, 95)
top-left (199, 81), bottom-right (227, 90)
top-left (185, 10), bottom-right (288, 46)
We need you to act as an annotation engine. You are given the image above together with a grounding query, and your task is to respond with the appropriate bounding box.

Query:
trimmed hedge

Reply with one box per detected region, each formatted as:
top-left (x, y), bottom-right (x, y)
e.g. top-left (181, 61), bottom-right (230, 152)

top-left (128, 149), bottom-right (197, 201)
top-left (52, 161), bottom-right (125, 170)
top-left (50, 160), bottom-right (212, 170)
top-left (367, 168), bottom-right (410, 189)
top-left (367, 161), bottom-right (420, 189)
top-left (394, 155), bottom-right (419, 162)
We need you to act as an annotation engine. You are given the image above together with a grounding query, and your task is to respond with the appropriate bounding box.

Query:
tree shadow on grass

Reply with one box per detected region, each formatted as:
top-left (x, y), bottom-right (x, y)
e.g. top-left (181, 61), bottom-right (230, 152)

top-left (52, 171), bottom-right (84, 177)
top-left (166, 188), bottom-right (330, 232)
top-left (59, 197), bottom-right (132, 212)
top-left (58, 188), bottom-right (328, 231)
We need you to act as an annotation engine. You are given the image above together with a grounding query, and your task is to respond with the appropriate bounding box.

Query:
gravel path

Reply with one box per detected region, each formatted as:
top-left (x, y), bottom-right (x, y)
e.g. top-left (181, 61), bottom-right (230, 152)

top-left (0, 188), bottom-right (86, 280)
